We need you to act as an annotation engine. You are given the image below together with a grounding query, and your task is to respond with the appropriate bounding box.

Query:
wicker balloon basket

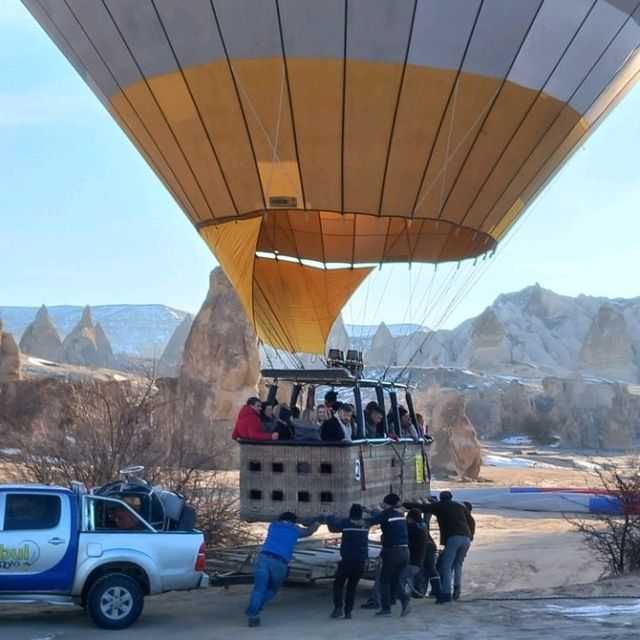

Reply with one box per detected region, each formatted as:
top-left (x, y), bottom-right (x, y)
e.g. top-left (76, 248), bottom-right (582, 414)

top-left (239, 440), bottom-right (431, 523)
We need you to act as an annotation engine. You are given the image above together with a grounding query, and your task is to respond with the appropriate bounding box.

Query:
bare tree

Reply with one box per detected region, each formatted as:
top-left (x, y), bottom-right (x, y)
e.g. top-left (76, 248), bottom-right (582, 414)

top-left (9, 374), bottom-right (256, 547)
top-left (567, 456), bottom-right (640, 576)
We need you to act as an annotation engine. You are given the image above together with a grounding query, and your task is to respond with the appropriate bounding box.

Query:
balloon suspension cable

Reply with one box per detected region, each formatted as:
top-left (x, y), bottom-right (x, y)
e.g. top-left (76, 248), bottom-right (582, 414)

top-left (228, 62), bottom-right (302, 205)
top-left (390, 163), bottom-right (568, 384)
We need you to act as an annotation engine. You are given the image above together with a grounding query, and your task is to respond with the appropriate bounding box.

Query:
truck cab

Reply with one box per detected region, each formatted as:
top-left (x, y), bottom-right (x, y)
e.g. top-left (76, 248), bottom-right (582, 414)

top-left (0, 486), bottom-right (78, 593)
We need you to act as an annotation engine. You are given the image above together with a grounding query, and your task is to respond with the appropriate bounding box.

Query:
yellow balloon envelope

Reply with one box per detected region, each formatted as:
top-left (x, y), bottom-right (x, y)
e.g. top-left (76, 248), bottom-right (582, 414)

top-left (23, 0), bottom-right (640, 353)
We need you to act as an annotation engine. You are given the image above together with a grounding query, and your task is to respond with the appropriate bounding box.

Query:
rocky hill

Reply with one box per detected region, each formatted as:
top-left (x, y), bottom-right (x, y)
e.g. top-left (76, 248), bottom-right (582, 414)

top-left (4, 284), bottom-right (640, 384)
top-left (0, 304), bottom-right (189, 360)
top-left (358, 284), bottom-right (640, 383)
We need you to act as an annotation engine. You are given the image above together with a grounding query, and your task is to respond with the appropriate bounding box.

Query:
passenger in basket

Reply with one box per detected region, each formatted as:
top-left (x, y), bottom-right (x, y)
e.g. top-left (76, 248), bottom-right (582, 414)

top-left (398, 407), bottom-right (420, 441)
top-left (320, 402), bottom-right (354, 442)
top-left (326, 503), bottom-right (370, 620)
top-left (245, 512), bottom-right (320, 627)
top-left (315, 404), bottom-right (329, 427)
top-left (365, 403), bottom-right (385, 438)
top-left (231, 397), bottom-right (279, 442)
top-left (291, 406), bottom-right (322, 442)
top-left (260, 402), bottom-right (277, 432)
top-left (272, 403), bottom-right (295, 440)
top-left (415, 413), bottom-right (426, 436)
top-left (324, 390), bottom-right (339, 415)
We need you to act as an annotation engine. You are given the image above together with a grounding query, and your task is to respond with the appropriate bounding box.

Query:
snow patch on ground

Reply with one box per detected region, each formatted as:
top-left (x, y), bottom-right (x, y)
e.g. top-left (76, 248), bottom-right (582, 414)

top-left (546, 601), bottom-right (640, 619)
top-left (501, 436), bottom-right (533, 445)
top-left (483, 454), bottom-right (561, 469)
top-left (572, 460), bottom-right (602, 470)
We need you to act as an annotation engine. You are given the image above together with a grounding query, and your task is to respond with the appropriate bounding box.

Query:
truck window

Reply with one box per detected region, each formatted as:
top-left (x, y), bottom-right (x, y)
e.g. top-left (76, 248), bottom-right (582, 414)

top-left (3, 494), bottom-right (61, 531)
top-left (87, 496), bottom-right (149, 532)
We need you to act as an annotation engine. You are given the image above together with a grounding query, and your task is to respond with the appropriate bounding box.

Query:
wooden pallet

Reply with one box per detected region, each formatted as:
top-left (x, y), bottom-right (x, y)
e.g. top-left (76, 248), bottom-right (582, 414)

top-left (206, 537), bottom-right (381, 584)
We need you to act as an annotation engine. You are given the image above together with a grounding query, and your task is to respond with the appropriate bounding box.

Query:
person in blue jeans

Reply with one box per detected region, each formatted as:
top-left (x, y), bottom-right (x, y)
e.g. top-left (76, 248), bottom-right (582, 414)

top-left (403, 491), bottom-right (475, 603)
top-left (246, 511), bottom-right (319, 627)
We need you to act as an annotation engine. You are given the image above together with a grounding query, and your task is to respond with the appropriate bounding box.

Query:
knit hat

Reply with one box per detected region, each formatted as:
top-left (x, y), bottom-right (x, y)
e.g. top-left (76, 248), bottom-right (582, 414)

top-left (407, 508), bottom-right (423, 522)
top-left (278, 511), bottom-right (297, 523)
top-left (382, 493), bottom-right (400, 507)
top-left (349, 503), bottom-right (363, 519)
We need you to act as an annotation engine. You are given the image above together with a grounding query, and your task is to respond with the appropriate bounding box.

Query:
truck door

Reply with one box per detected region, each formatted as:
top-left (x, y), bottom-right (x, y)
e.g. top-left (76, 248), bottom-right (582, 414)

top-left (0, 490), bottom-right (78, 592)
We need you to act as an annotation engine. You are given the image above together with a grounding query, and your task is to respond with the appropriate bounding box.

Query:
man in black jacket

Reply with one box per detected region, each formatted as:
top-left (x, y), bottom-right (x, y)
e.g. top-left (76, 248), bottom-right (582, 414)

top-left (403, 509), bottom-right (428, 598)
top-left (366, 493), bottom-right (411, 617)
top-left (403, 491), bottom-right (474, 603)
top-left (320, 403), bottom-right (354, 442)
top-left (326, 503), bottom-right (370, 620)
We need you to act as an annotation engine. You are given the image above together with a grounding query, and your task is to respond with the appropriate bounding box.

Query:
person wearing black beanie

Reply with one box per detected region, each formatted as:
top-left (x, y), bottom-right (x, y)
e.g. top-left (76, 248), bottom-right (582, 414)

top-left (326, 503), bottom-right (370, 620)
top-left (365, 493), bottom-right (411, 617)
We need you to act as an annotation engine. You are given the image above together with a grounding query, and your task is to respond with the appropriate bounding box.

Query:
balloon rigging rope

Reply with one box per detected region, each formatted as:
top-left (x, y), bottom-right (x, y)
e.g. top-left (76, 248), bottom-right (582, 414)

top-left (367, 264), bottom-right (397, 338)
top-left (437, 76), bottom-right (460, 218)
top-left (389, 155), bottom-right (571, 383)
top-left (265, 62), bottom-right (287, 208)
top-left (228, 63), bottom-right (302, 205)
top-left (357, 273), bottom-right (373, 352)
top-left (384, 258), bottom-right (470, 379)
top-left (413, 83), bottom-right (503, 216)
top-left (377, 81), bottom-right (501, 379)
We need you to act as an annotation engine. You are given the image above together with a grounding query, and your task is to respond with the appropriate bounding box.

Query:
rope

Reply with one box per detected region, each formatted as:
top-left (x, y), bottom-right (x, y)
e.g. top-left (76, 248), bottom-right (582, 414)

top-left (412, 83), bottom-right (503, 216)
top-left (228, 63), bottom-right (302, 204)
top-left (390, 159), bottom-right (572, 383)
top-left (264, 62), bottom-right (287, 206)
top-left (260, 339), bottom-right (274, 369)
top-left (358, 275), bottom-right (373, 354)
top-left (436, 77), bottom-right (460, 218)
top-left (390, 259), bottom-right (481, 382)
top-left (463, 594), bottom-right (640, 602)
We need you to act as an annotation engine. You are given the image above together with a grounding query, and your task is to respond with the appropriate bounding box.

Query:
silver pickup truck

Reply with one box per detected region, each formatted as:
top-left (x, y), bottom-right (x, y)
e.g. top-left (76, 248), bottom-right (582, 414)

top-left (0, 470), bottom-right (208, 629)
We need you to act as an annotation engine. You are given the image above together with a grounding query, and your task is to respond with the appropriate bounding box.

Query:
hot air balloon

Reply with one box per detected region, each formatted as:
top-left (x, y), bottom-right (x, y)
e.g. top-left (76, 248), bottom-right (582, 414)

top-left (22, 0), bottom-right (640, 354)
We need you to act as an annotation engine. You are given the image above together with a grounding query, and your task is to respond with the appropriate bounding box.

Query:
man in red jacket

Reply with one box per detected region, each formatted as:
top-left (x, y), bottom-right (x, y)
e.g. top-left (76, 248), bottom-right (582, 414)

top-left (232, 397), bottom-right (279, 441)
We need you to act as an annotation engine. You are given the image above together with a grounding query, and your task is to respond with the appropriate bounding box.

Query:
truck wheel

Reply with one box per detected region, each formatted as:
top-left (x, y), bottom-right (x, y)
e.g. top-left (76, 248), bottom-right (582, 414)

top-left (87, 573), bottom-right (144, 630)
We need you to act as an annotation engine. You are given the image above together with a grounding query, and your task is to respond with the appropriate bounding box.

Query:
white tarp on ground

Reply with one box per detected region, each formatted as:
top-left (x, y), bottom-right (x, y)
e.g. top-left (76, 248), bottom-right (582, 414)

top-left (439, 487), bottom-right (618, 514)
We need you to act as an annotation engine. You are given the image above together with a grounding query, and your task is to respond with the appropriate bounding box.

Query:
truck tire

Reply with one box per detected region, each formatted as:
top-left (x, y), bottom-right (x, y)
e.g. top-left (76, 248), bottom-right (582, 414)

top-left (87, 573), bottom-right (144, 630)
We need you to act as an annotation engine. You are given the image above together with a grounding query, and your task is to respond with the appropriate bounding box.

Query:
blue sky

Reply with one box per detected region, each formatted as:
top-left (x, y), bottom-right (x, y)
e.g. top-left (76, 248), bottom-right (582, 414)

top-left (2, 0), bottom-right (640, 332)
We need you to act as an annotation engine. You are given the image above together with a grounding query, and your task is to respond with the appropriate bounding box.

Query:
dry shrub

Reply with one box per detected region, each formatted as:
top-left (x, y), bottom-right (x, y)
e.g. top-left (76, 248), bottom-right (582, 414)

top-left (522, 413), bottom-right (555, 444)
top-left (567, 455), bottom-right (640, 575)
top-left (8, 374), bottom-right (256, 548)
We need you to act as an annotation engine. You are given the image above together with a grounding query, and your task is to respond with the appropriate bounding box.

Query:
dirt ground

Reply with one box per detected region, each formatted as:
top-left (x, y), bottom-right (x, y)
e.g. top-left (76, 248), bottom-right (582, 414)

top-left (3, 453), bottom-right (640, 639)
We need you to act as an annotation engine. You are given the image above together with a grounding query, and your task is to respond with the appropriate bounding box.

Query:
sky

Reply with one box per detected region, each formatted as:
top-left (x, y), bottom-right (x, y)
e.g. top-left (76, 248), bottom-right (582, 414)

top-left (2, 0), bottom-right (640, 333)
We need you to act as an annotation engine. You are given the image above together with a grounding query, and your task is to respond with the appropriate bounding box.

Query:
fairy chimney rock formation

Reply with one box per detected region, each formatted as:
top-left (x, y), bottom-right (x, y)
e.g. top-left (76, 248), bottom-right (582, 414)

top-left (578, 304), bottom-right (637, 381)
top-left (61, 305), bottom-right (100, 366)
top-left (429, 391), bottom-right (482, 480)
top-left (465, 308), bottom-right (511, 371)
top-left (327, 314), bottom-right (350, 354)
top-left (95, 322), bottom-right (115, 368)
top-left (366, 322), bottom-right (396, 365)
top-left (19, 304), bottom-right (63, 362)
top-left (177, 268), bottom-right (260, 453)
top-left (157, 314), bottom-right (194, 377)
top-left (0, 320), bottom-right (22, 382)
